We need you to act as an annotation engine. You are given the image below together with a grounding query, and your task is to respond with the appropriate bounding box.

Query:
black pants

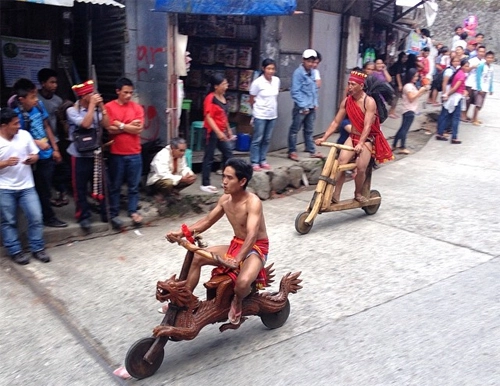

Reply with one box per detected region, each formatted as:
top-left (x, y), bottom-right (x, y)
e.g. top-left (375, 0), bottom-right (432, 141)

top-left (33, 157), bottom-right (56, 223)
top-left (202, 129), bottom-right (233, 186)
top-left (71, 156), bottom-right (108, 222)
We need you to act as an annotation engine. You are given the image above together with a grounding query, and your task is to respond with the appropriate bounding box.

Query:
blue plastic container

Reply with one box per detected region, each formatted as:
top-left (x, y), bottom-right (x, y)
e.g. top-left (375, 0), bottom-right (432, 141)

top-left (236, 133), bottom-right (251, 152)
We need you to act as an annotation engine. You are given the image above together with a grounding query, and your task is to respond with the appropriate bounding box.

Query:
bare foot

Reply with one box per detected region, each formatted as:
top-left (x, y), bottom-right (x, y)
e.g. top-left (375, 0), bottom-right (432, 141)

top-left (354, 194), bottom-right (369, 204)
top-left (228, 296), bottom-right (242, 325)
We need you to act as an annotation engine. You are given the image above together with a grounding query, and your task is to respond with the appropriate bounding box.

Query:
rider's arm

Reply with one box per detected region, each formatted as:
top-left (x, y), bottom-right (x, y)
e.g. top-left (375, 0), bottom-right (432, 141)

top-left (318, 99), bottom-right (347, 142)
top-left (234, 196), bottom-right (262, 264)
top-left (186, 196), bottom-right (226, 234)
top-left (359, 97), bottom-right (376, 144)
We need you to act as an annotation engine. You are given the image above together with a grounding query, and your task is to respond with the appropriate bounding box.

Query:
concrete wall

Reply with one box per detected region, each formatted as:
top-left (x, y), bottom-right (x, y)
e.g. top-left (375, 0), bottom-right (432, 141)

top-left (124, 0), bottom-right (168, 145)
top-left (425, 0), bottom-right (499, 55)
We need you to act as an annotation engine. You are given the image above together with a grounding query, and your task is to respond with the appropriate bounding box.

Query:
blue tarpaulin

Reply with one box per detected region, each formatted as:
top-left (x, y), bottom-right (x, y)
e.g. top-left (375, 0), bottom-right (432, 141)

top-left (154, 0), bottom-right (296, 16)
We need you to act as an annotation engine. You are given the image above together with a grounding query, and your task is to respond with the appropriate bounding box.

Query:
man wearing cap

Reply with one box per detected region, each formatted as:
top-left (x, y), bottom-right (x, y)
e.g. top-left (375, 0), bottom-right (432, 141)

top-left (287, 49), bottom-right (322, 161)
top-left (315, 69), bottom-right (393, 204)
top-left (104, 77), bottom-right (144, 229)
top-left (66, 80), bottom-right (109, 233)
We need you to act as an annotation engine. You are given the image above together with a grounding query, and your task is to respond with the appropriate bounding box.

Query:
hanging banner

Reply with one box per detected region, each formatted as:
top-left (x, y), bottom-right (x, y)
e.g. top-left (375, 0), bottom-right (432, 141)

top-left (154, 0), bottom-right (296, 16)
top-left (1, 36), bottom-right (52, 87)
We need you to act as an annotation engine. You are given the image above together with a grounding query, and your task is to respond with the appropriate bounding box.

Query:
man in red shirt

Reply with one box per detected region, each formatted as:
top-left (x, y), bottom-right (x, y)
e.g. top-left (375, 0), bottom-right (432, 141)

top-left (104, 77), bottom-right (144, 229)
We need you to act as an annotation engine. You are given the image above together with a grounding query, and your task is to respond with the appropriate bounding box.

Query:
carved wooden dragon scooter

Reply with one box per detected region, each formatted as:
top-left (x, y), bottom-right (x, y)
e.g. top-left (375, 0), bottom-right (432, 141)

top-left (124, 231), bottom-right (302, 380)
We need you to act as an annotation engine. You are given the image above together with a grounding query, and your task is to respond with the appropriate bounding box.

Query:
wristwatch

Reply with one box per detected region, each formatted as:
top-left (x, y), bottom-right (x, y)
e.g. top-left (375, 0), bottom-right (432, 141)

top-left (119, 122), bottom-right (125, 131)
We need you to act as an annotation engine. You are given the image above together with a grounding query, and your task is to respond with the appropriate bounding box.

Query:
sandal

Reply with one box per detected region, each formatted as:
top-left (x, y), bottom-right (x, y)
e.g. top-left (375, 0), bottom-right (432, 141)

top-left (288, 152), bottom-right (299, 161)
top-left (228, 296), bottom-right (242, 325)
top-left (310, 152), bottom-right (324, 159)
top-left (435, 135), bottom-right (448, 141)
top-left (130, 212), bottom-right (143, 226)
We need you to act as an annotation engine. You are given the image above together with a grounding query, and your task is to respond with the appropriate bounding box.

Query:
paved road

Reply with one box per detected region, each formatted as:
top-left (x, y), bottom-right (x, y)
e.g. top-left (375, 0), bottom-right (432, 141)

top-left (1, 72), bottom-right (500, 385)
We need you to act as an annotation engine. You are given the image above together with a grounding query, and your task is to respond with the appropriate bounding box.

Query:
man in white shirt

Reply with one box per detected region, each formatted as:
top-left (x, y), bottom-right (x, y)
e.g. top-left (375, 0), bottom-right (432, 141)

top-left (0, 107), bottom-right (51, 265)
top-left (147, 137), bottom-right (195, 199)
top-left (463, 45), bottom-right (486, 122)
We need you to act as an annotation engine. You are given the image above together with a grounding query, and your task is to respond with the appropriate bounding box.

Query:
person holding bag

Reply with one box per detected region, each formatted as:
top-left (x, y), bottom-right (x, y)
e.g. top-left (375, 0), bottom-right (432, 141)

top-left (200, 74), bottom-right (234, 193)
top-left (66, 80), bottom-right (109, 232)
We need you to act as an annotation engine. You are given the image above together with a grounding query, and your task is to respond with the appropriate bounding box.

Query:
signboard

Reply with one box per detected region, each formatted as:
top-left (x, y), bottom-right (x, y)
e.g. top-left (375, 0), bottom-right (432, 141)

top-left (1, 36), bottom-right (52, 87)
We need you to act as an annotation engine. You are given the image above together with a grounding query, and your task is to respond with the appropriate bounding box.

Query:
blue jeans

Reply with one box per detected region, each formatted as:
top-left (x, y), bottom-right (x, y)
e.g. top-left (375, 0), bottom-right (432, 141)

top-left (437, 105), bottom-right (461, 140)
top-left (393, 111), bottom-right (415, 149)
top-left (288, 106), bottom-right (316, 155)
top-left (109, 154), bottom-right (142, 218)
top-left (337, 119), bottom-right (351, 145)
top-left (0, 187), bottom-right (45, 256)
top-left (250, 118), bottom-right (276, 165)
top-left (202, 129), bottom-right (233, 186)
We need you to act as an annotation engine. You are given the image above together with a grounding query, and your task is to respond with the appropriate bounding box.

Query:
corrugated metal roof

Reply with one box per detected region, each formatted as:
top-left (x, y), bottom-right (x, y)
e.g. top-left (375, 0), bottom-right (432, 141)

top-left (371, 0), bottom-right (395, 23)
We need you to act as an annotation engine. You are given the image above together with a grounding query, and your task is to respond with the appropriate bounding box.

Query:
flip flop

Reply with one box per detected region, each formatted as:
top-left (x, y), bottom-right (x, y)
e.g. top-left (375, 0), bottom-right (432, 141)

top-left (310, 152), bottom-right (324, 159)
top-left (288, 152), bottom-right (299, 162)
top-left (228, 296), bottom-right (242, 325)
top-left (130, 212), bottom-right (143, 226)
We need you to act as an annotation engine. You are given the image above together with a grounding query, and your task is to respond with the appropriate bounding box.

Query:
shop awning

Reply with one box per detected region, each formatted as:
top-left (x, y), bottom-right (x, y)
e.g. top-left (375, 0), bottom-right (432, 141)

top-left (16, 0), bottom-right (124, 8)
top-left (153, 0), bottom-right (296, 16)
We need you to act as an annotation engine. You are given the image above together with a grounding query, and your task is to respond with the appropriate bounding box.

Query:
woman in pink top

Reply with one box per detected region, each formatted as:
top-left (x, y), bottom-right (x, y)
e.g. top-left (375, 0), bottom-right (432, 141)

top-left (436, 58), bottom-right (469, 144)
top-left (392, 68), bottom-right (429, 154)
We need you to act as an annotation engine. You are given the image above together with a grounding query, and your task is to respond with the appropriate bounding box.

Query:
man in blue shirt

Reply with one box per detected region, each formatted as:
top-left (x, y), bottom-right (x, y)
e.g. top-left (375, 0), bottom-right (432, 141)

top-left (288, 49), bottom-right (322, 161)
top-left (11, 78), bottom-right (67, 228)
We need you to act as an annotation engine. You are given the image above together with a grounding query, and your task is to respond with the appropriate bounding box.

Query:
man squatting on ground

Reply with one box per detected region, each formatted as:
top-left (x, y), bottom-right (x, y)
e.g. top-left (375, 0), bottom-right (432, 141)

top-left (315, 70), bottom-right (393, 203)
top-left (0, 107), bottom-right (51, 265)
top-left (166, 158), bottom-right (269, 325)
top-left (147, 137), bottom-right (196, 198)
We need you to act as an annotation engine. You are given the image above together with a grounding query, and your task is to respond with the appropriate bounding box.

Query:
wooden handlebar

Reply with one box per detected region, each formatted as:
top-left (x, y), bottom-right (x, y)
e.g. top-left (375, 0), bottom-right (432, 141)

top-left (318, 141), bottom-right (355, 151)
top-left (167, 235), bottom-right (238, 269)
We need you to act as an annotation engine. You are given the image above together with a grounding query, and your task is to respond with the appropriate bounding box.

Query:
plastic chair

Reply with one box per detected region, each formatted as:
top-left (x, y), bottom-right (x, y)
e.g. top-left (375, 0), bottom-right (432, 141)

top-left (185, 148), bottom-right (192, 169)
top-left (190, 121), bottom-right (205, 151)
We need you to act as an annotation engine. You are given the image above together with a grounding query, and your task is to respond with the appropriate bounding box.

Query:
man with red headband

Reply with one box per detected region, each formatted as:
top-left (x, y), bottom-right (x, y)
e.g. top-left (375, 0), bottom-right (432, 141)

top-left (315, 69), bottom-right (393, 203)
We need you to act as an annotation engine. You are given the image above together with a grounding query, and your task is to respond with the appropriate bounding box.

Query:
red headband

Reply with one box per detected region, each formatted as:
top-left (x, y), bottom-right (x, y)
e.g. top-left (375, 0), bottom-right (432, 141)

top-left (72, 80), bottom-right (94, 97)
top-left (349, 71), bottom-right (367, 85)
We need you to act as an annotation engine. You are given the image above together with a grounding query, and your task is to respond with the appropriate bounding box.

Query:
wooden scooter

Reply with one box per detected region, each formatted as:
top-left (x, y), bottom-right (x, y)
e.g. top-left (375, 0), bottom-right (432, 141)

top-left (295, 141), bottom-right (382, 234)
top-left (124, 232), bottom-right (302, 380)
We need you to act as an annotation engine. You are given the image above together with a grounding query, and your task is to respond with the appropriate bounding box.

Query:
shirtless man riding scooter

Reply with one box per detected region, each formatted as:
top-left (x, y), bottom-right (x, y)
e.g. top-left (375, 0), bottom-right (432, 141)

top-left (166, 158), bottom-right (269, 325)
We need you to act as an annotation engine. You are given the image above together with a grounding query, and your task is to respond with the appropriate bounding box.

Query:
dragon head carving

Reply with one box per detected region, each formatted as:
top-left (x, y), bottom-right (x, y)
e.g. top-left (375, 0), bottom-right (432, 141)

top-left (156, 275), bottom-right (198, 309)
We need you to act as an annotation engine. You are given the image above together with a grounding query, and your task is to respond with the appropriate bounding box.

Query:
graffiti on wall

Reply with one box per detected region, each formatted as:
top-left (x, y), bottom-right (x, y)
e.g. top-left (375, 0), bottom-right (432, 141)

top-left (137, 45), bottom-right (166, 81)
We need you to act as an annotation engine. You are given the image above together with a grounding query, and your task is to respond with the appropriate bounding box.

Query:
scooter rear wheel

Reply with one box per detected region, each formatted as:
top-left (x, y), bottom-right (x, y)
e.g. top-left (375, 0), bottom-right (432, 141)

top-left (261, 299), bottom-right (291, 329)
top-left (125, 337), bottom-right (165, 380)
top-left (363, 190), bottom-right (381, 215)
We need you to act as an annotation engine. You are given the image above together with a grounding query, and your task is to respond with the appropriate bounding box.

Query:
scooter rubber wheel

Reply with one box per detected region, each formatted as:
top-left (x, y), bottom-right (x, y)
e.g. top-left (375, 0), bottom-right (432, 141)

top-left (125, 337), bottom-right (164, 380)
top-left (363, 190), bottom-right (381, 215)
top-left (295, 212), bottom-right (313, 234)
top-left (261, 299), bottom-right (291, 329)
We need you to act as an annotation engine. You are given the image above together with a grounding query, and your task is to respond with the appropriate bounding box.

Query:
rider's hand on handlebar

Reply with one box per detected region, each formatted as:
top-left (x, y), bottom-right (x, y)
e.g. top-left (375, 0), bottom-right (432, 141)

top-left (165, 230), bottom-right (183, 243)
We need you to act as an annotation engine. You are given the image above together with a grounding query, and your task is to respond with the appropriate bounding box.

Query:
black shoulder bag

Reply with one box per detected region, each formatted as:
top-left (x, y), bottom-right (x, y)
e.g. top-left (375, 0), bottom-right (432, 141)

top-left (73, 109), bottom-right (100, 153)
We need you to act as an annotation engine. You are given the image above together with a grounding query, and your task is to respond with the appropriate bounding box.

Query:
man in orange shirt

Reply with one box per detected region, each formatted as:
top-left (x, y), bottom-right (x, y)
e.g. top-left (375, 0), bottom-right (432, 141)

top-left (104, 77), bottom-right (144, 229)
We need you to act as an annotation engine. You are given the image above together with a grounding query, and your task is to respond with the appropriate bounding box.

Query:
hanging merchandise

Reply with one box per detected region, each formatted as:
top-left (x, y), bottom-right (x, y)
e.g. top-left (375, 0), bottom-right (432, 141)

top-left (405, 30), bottom-right (421, 55)
top-left (363, 47), bottom-right (376, 64)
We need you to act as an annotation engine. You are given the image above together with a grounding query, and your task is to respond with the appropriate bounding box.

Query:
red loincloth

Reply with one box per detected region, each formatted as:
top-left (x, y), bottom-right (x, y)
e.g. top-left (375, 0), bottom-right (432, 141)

top-left (346, 96), bottom-right (394, 164)
top-left (211, 237), bottom-right (269, 290)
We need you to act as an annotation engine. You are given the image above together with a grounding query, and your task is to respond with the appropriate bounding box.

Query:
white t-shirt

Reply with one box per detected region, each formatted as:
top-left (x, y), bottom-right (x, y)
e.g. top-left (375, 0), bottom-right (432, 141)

top-left (249, 75), bottom-right (280, 120)
top-left (402, 83), bottom-right (420, 113)
top-left (465, 57), bottom-right (484, 89)
top-left (0, 129), bottom-right (39, 190)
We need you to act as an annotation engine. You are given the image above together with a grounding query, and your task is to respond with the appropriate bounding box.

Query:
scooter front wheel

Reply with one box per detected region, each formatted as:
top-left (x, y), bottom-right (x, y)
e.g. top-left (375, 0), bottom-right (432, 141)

top-left (125, 337), bottom-right (165, 380)
top-left (295, 211), bottom-right (314, 234)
